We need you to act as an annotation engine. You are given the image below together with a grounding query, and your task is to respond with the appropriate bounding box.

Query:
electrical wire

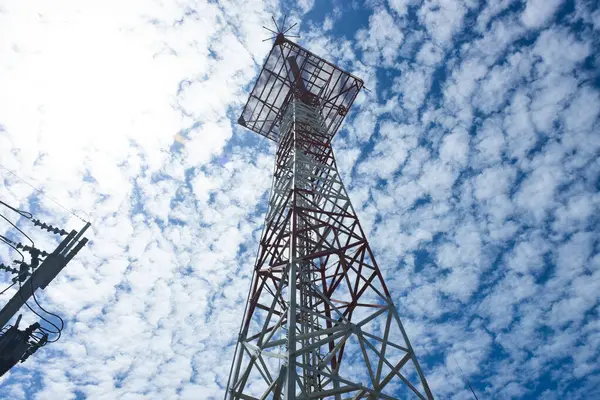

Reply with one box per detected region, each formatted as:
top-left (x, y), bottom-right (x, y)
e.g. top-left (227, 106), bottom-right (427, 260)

top-left (0, 234), bottom-right (12, 244)
top-left (0, 280), bottom-right (17, 295)
top-left (0, 213), bottom-right (34, 246)
top-left (0, 164), bottom-right (89, 223)
top-left (0, 222), bottom-right (31, 298)
top-left (0, 199), bottom-right (35, 246)
top-left (0, 200), bottom-right (32, 219)
top-left (17, 280), bottom-right (61, 338)
top-left (0, 234), bottom-right (25, 264)
top-left (451, 353), bottom-right (480, 400)
top-left (29, 278), bottom-right (64, 343)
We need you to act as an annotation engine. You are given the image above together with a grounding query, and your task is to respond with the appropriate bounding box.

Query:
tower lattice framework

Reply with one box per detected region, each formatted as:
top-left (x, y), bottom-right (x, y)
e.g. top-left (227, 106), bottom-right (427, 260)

top-left (226, 33), bottom-right (433, 400)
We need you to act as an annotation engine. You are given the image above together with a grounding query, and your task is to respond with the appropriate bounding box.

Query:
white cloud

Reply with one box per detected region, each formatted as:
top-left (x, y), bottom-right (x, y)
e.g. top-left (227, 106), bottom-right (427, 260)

top-left (416, 41), bottom-right (445, 66)
top-left (387, 0), bottom-right (412, 16)
top-left (418, 0), bottom-right (472, 46)
top-left (532, 27), bottom-right (591, 75)
top-left (358, 120), bottom-right (420, 180)
top-left (515, 163), bottom-right (564, 223)
top-left (418, 159), bottom-right (457, 200)
top-left (503, 90), bottom-right (537, 161)
top-left (394, 65), bottom-right (433, 111)
top-left (472, 117), bottom-right (506, 168)
top-left (506, 232), bottom-right (549, 274)
top-left (562, 85), bottom-right (600, 133)
top-left (521, 0), bottom-right (564, 29)
top-left (439, 128), bottom-right (469, 166)
top-left (473, 165), bottom-right (516, 201)
top-left (356, 7), bottom-right (404, 67)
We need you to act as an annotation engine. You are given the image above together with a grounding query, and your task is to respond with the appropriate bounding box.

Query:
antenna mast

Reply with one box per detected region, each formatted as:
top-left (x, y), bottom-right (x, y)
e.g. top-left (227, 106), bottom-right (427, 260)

top-left (225, 17), bottom-right (433, 399)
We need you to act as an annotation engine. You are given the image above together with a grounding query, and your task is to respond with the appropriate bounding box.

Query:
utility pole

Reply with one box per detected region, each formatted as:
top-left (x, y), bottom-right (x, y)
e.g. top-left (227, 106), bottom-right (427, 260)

top-left (0, 222), bottom-right (90, 329)
top-left (0, 201), bottom-right (90, 376)
top-left (225, 21), bottom-right (434, 400)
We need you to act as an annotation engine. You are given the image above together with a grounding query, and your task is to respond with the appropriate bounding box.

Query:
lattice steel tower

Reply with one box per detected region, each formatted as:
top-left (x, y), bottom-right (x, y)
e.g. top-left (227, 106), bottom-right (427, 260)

top-left (226, 28), bottom-right (434, 400)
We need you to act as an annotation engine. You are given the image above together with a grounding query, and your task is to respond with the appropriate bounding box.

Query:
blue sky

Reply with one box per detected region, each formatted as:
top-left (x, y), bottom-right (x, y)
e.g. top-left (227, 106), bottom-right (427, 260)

top-left (0, 0), bottom-right (599, 398)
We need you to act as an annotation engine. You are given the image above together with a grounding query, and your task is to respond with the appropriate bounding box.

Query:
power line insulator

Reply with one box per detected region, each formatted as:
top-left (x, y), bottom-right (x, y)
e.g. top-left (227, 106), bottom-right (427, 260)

top-left (0, 263), bottom-right (19, 275)
top-left (30, 219), bottom-right (68, 236)
top-left (13, 243), bottom-right (49, 258)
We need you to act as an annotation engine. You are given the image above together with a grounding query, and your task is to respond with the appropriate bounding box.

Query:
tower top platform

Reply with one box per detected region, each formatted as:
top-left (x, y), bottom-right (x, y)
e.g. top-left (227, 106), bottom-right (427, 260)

top-left (238, 35), bottom-right (363, 142)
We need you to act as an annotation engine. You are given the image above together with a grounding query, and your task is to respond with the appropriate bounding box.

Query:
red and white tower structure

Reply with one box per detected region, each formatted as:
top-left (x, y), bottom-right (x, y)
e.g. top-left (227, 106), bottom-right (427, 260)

top-left (226, 28), bottom-right (434, 400)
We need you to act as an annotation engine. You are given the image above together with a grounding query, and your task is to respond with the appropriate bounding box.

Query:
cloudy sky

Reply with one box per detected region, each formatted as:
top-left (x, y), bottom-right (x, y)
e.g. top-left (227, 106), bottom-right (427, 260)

top-left (1, 0), bottom-right (599, 398)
